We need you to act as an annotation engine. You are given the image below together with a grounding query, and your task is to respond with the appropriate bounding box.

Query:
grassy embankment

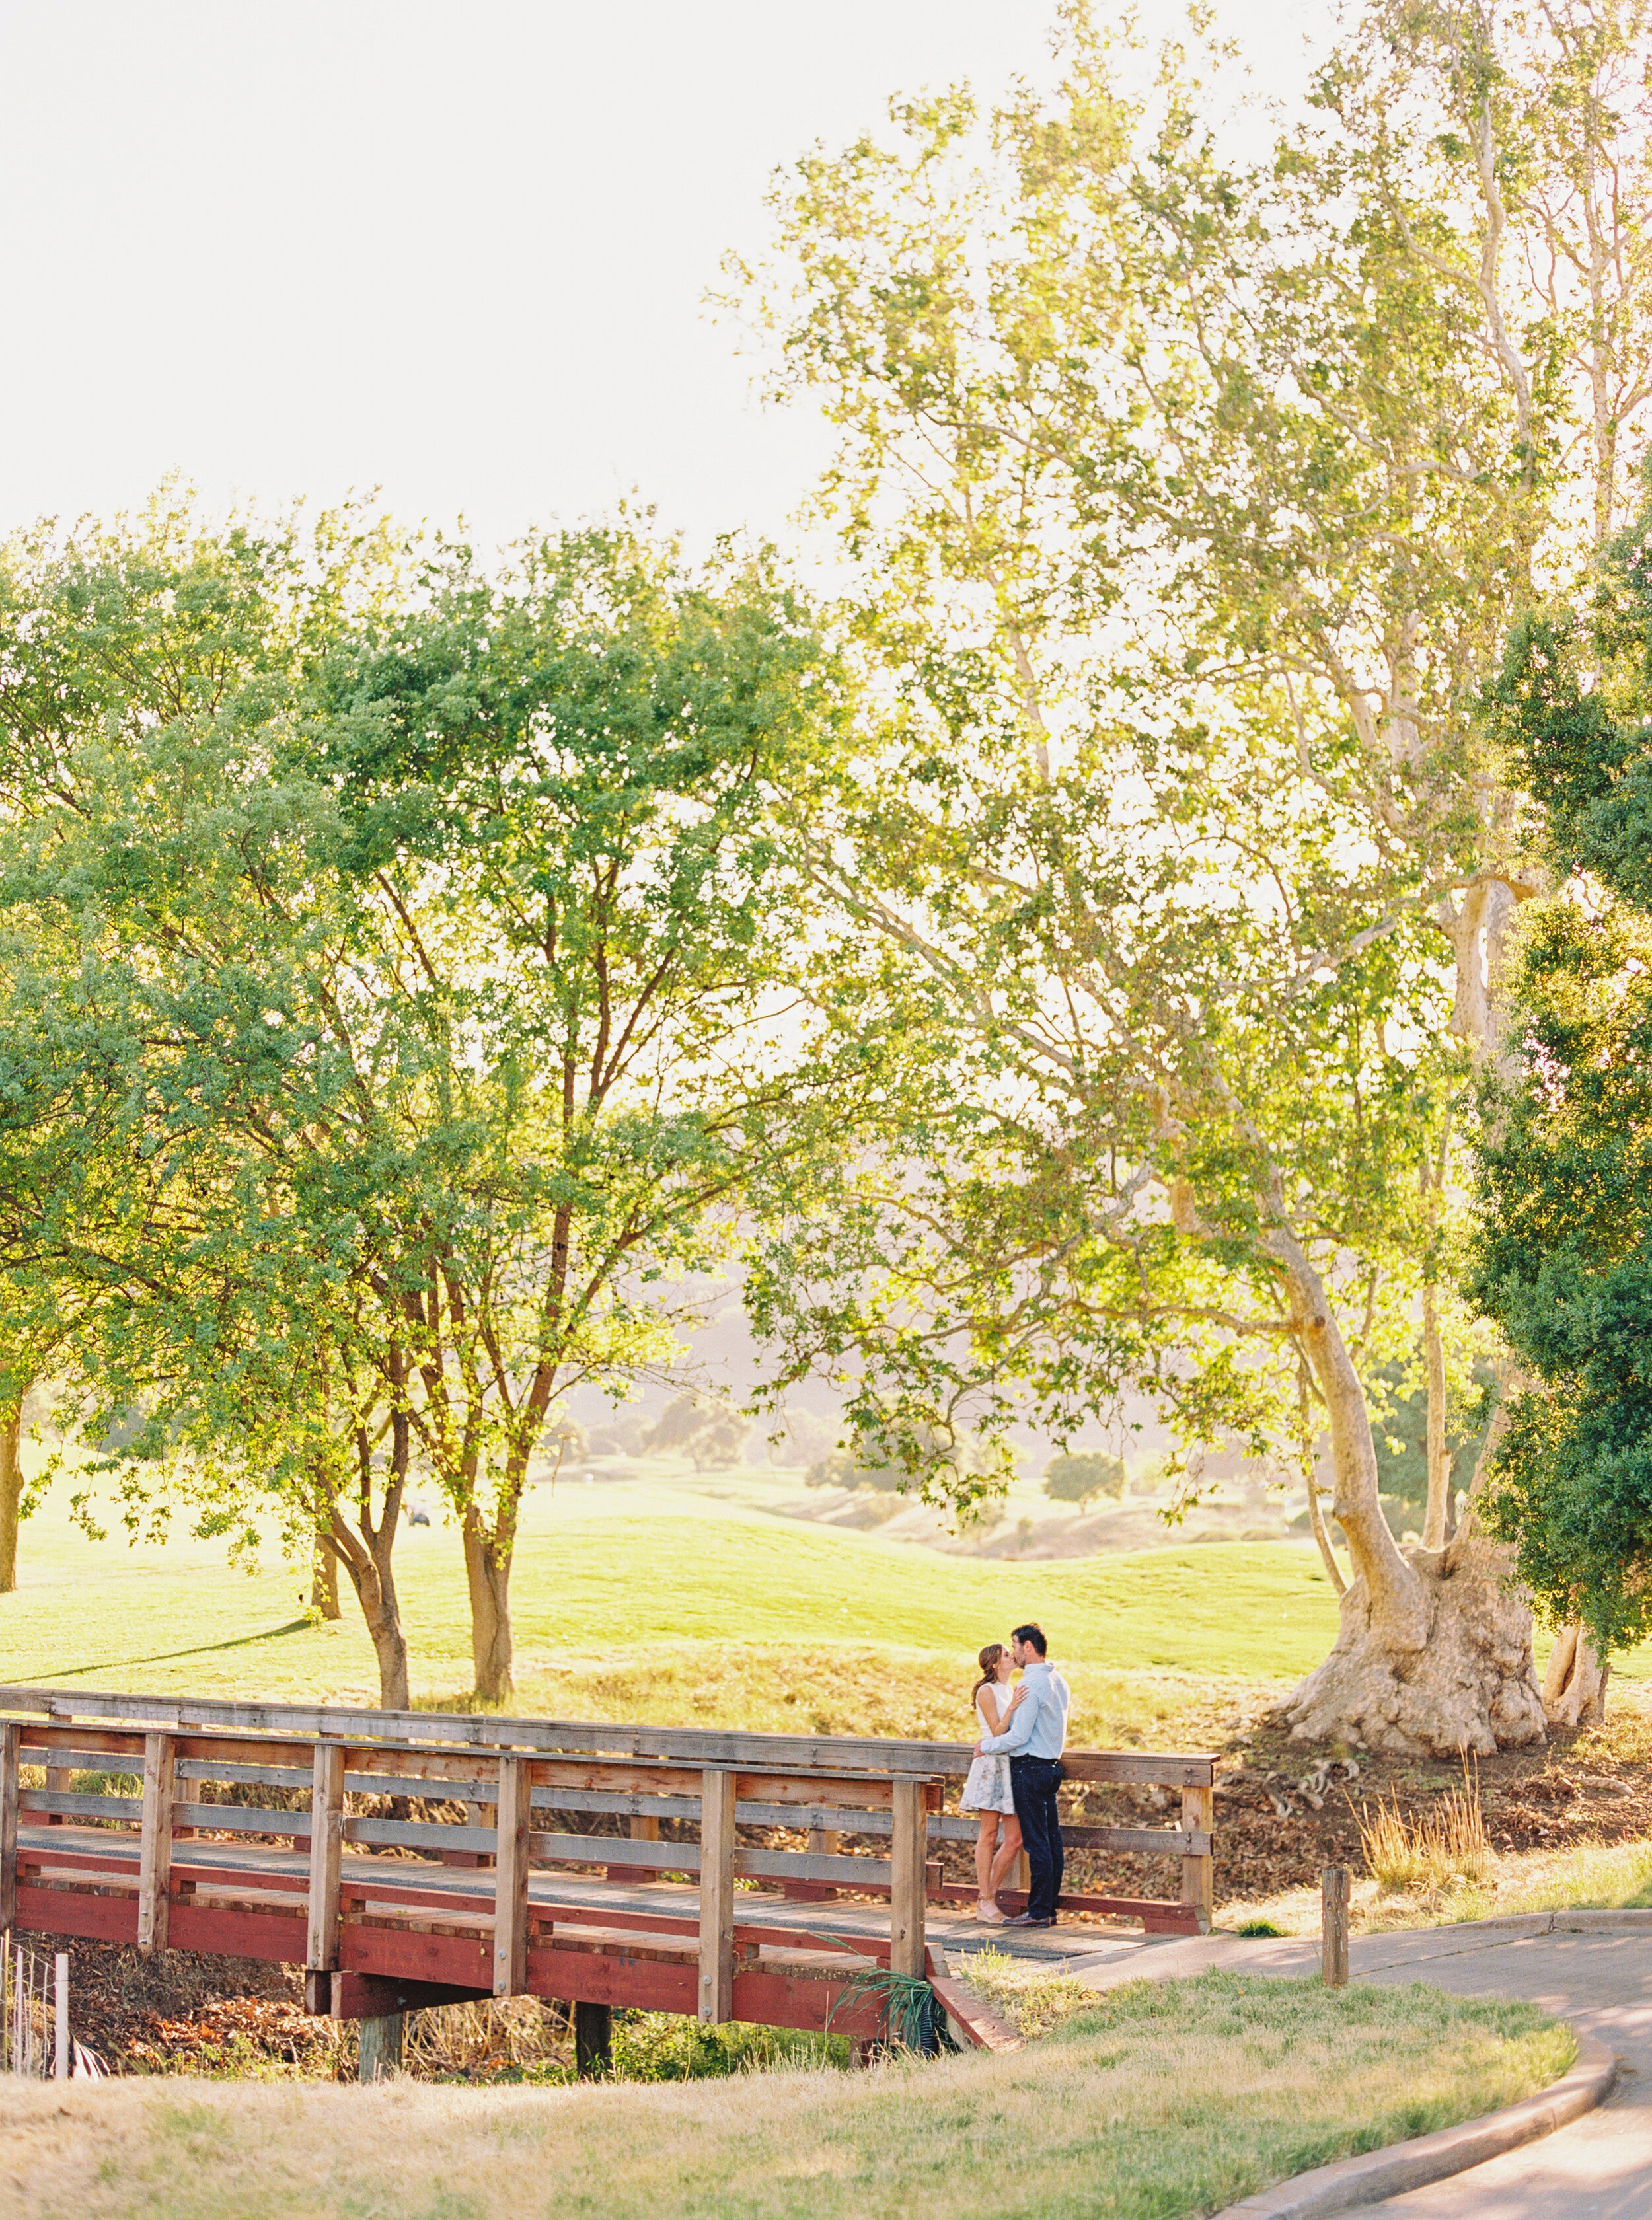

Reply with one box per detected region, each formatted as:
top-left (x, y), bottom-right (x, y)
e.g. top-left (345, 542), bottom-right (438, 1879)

top-left (0, 1972), bottom-right (1573, 2220)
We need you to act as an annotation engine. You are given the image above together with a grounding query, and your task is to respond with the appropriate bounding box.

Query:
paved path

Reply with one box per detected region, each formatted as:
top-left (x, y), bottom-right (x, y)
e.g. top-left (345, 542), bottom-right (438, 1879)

top-left (1058, 1924), bottom-right (1652, 2218)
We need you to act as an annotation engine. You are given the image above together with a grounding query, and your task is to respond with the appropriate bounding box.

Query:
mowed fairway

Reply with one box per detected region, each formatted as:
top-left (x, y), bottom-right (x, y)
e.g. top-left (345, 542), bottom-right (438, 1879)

top-left (0, 1474), bottom-right (1630, 1731)
top-left (0, 1475), bottom-right (1341, 1726)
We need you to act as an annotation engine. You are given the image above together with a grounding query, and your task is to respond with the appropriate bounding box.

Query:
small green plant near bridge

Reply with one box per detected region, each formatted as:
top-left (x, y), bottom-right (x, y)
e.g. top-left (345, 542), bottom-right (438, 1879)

top-left (0, 1972), bottom-right (1571, 2220)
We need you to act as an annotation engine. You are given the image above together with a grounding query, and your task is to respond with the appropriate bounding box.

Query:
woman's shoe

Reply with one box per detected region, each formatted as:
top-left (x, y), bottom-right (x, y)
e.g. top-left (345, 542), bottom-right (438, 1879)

top-left (976, 1900), bottom-right (1006, 1923)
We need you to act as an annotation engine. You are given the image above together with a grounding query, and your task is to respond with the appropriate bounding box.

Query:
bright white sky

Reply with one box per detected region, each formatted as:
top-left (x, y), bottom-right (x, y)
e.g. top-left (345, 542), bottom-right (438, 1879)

top-left (0, 0), bottom-right (1330, 561)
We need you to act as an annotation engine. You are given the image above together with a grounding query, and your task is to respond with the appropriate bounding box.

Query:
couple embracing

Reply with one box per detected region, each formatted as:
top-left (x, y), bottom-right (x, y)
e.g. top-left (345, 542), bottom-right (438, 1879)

top-left (961, 1622), bottom-right (1070, 1929)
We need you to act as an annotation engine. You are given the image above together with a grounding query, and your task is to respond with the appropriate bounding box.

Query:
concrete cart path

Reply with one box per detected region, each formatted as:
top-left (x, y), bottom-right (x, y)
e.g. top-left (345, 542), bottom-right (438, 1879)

top-left (1061, 1924), bottom-right (1652, 2218)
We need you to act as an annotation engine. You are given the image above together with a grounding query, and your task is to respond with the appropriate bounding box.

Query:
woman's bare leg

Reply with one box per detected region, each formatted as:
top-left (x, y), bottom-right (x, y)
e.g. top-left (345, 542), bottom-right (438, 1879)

top-left (974, 1814), bottom-right (998, 1901)
top-left (989, 1816), bottom-right (1023, 1898)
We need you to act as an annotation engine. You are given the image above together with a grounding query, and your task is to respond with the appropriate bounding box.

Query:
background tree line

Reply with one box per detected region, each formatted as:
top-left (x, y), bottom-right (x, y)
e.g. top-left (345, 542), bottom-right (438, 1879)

top-left (0, 501), bottom-right (854, 1706)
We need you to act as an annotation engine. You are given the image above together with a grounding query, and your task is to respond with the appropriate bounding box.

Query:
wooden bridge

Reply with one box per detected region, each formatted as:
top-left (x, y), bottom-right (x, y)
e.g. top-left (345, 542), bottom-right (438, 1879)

top-left (0, 1685), bottom-right (1217, 2057)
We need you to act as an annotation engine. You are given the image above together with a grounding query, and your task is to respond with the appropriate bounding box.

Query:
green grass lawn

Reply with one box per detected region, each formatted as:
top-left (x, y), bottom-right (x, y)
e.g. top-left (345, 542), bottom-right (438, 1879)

top-left (0, 1480), bottom-right (1342, 1730)
top-left (1, 1472), bottom-right (1641, 1738)
top-left (0, 1972), bottom-right (1573, 2220)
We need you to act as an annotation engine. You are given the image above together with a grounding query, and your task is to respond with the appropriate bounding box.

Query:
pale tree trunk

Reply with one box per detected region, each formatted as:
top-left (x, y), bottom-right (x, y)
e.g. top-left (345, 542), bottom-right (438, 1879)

top-left (1295, 1358), bottom-right (1345, 1595)
top-left (0, 1399), bottom-right (21, 1595)
top-left (1542, 1623), bottom-right (1610, 1730)
top-left (332, 1516), bottom-right (410, 1711)
top-left (325, 1405), bottom-right (412, 1711)
top-left (463, 1504), bottom-right (514, 1705)
top-left (1304, 1463), bottom-right (1347, 1596)
top-left (1271, 1232), bottom-right (1546, 1756)
top-left (1421, 1285), bottom-right (1450, 1553)
top-left (310, 1530), bottom-right (342, 1621)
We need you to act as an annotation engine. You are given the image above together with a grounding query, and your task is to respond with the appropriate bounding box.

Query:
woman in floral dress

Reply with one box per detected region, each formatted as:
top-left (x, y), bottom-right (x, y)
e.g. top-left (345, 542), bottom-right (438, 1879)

top-left (959, 1643), bottom-right (1024, 1921)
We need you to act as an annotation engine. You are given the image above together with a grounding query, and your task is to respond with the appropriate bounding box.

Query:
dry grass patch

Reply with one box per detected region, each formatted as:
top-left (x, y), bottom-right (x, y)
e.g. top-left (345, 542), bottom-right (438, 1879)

top-left (427, 1645), bottom-right (1267, 1753)
top-left (1219, 1832), bottom-right (1652, 1937)
top-left (0, 1973), bottom-right (1571, 2220)
top-left (1357, 1778), bottom-right (1493, 1894)
top-left (953, 1944), bottom-right (1090, 2036)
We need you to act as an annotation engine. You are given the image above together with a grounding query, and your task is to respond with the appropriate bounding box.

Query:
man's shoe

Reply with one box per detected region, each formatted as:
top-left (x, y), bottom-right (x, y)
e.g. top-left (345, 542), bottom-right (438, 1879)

top-left (1002, 1912), bottom-right (1055, 1928)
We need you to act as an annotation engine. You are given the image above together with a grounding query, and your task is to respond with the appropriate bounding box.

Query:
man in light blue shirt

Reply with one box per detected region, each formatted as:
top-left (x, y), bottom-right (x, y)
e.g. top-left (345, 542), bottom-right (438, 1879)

top-left (973, 1622), bottom-right (1070, 1925)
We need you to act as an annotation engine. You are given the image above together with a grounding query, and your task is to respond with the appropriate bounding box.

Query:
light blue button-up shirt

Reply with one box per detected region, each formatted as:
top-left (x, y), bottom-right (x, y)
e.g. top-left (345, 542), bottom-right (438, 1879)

top-left (979, 1659), bottom-right (1070, 1759)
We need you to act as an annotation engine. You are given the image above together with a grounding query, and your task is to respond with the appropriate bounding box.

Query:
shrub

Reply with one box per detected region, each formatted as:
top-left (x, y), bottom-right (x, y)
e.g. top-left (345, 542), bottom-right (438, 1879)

top-left (1043, 1452), bottom-right (1126, 1508)
top-left (805, 1449), bottom-right (906, 1493)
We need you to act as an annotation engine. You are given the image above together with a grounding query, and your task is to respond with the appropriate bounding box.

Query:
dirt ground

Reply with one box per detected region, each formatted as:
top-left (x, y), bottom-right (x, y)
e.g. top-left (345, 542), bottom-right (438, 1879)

top-left (1053, 1683), bottom-right (1652, 1908)
top-left (45, 1941), bottom-right (342, 2078)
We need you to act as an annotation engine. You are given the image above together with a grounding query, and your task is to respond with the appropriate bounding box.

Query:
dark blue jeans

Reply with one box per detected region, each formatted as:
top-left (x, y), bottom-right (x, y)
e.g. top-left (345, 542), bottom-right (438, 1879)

top-left (1009, 1754), bottom-right (1064, 1921)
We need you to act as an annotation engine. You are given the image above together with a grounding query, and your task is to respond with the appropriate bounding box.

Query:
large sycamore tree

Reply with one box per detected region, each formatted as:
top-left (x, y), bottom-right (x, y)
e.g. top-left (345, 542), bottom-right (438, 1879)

top-left (0, 499), bottom-right (844, 1705)
top-left (734, 0), bottom-right (1652, 1750)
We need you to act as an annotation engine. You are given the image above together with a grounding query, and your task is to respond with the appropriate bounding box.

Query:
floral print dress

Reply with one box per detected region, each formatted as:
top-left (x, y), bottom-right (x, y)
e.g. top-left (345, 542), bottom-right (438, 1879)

top-left (959, 1685), bottom-right (1018, 1815)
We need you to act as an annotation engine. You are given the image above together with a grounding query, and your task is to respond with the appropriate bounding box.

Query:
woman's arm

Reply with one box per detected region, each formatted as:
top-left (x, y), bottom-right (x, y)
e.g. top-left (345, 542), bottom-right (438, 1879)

top-left (980, 1680), bottom-right (1041, 1755)
top-left (976, 1687), bottom-right (1006, 1735)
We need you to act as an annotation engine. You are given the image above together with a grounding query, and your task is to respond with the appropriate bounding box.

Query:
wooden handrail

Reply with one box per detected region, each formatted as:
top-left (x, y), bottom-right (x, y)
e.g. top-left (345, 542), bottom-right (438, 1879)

top-left (0, 1685), bottom-right (1215, 1785)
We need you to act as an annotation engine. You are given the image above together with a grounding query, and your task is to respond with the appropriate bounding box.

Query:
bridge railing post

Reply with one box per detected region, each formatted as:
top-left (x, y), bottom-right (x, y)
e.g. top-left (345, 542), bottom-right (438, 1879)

top-left (306, 1740), bottom-right (346, 1983)
top-left (137, 1731), bottom-right (175, 1955)
top-left (1180, 1783), bottom-right (1214, 1933)
top-left (889, 1777), bottom-right (926, 1980)
top-left (622, 1811), bottom-right (661, 1882)
top-left (697, 1766), bottom-right (735, 2024)
top-left (0, 1720), bottom-right (17, 1932)
top-left (492, 1755), bottom-right (531, 1997)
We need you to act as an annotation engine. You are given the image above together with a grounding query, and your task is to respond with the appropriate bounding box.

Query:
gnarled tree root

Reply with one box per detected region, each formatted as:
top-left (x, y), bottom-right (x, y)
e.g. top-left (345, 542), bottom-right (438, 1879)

top-left (1542, 1623), bottom-right (1610, 1730)
top-left (1274, 1532), bottom-right (1546, 1758)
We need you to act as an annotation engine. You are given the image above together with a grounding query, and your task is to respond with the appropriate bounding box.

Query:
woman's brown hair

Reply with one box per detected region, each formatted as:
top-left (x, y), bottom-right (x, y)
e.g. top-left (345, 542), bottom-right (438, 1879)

top-left (972, 1643), bottom-right (1007, 1707)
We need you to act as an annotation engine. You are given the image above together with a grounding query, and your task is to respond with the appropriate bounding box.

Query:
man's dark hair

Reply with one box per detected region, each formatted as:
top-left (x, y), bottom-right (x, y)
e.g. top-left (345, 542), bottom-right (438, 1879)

top-left (1012, 1623), bottom-right (1047, 1656)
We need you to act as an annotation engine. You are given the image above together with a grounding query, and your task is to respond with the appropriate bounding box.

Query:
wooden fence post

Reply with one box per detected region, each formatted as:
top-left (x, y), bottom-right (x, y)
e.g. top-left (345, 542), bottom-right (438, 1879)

top-left (809, 1824), bottom-right (840, 1899)
top-left (53, 1950), bottom-right (67, 2079)
top-left (306, 1741), bottom-right (346, 1974)
top-left (698, 1767), bottom-right (736, 2025)
top-left (0, 1722), bottom-right (17, 1933)
top-left (889, 1777), bottom-right (926, 1979)
top-left (1321, 1865), bottom-right (1349, 1987)
top-left (1180, 1783), bottom-right (1214, 1933)
top-left (137, 1732), bottom-right (175, 1955)
top-left (492, 1756), bottom-right (531, 1998)
top-left (609, 1812), bottom-right (660, 1883)
top-left (780, 1822), bottom-right (839, 1904)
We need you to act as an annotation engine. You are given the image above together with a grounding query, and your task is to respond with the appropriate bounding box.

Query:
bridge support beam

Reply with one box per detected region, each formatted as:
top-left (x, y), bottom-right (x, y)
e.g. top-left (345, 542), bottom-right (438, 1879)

top-left (309, 1970), bottom-right (491, 2019)
top-left (574, 1999), bottom-right (611, 2078)
top-left (357, 2012), bottom-right (404, 2081)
